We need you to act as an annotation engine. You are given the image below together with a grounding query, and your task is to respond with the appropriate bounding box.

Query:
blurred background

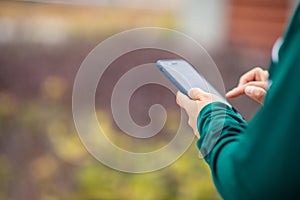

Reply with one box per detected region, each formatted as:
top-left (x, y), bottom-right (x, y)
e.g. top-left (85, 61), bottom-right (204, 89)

top-left (0, 0), bottom-right (296, 199)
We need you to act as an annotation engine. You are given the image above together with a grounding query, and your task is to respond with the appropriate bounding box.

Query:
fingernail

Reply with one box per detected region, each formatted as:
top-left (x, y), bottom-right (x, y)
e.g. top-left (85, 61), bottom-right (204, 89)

top-left (245, 86), bottom-right (254, 94)
top-left (226, 90), bottom-right (233, 95)
top-left (226, 90), bottom-right (234, 96)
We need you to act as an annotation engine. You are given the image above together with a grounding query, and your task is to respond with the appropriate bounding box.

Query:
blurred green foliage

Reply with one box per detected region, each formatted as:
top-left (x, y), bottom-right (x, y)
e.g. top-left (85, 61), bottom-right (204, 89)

top-left (0, 2), bottom-right (220, 199)
top-left (0, 76), bottom-right (220, 199)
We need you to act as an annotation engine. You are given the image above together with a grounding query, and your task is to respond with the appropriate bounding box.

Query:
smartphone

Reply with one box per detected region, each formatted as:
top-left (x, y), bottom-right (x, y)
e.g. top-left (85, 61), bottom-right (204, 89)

top-left (156, 59), bottom-right (230, 106)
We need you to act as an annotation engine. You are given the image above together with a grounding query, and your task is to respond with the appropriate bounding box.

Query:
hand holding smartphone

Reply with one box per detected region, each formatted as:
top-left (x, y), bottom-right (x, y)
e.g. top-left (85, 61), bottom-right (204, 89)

top-left (156, 59), bottom-right (230, 106)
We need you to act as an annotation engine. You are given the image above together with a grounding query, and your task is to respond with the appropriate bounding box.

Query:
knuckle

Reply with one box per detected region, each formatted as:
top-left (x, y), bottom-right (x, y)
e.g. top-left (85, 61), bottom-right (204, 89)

top-left (264, 70), bottom-right (269, 77)
top-left (254, 66), bottom-right (262, 72)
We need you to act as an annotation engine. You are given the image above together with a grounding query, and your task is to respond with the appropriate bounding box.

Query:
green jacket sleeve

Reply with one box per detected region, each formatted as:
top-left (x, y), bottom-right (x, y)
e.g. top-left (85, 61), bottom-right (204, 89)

top-left (197, 4), bottom-right (300, 200)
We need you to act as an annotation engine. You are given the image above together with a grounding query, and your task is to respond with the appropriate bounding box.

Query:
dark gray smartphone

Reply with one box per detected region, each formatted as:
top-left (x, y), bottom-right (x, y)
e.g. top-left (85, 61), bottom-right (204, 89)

top-left (156, 59), bottom-right (230, 106)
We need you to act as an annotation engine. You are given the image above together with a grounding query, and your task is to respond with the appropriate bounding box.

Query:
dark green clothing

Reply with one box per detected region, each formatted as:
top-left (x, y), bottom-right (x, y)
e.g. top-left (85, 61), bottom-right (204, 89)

top-left (197, 4), bottom-right (300, 199)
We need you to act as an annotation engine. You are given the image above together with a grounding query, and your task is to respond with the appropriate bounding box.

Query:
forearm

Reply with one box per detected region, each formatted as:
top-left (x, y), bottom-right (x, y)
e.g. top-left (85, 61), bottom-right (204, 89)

top-left (197, 102), bottom-right (247, 160)
top-left (197, 102), bottom-right (249, 199)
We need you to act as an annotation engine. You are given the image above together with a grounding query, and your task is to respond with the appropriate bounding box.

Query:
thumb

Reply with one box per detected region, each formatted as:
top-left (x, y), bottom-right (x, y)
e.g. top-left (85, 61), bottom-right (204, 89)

top-left (245, 86), bottom-right (266, 104)
top-left (188, 88), bottom-right (206, 100)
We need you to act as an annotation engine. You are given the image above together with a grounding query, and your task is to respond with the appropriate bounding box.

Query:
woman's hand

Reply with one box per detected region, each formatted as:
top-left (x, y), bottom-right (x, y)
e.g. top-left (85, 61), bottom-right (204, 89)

top-left (226, 67), bottom-right (269, 104)
top-left (176, 88), bottom-right (221, 138)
